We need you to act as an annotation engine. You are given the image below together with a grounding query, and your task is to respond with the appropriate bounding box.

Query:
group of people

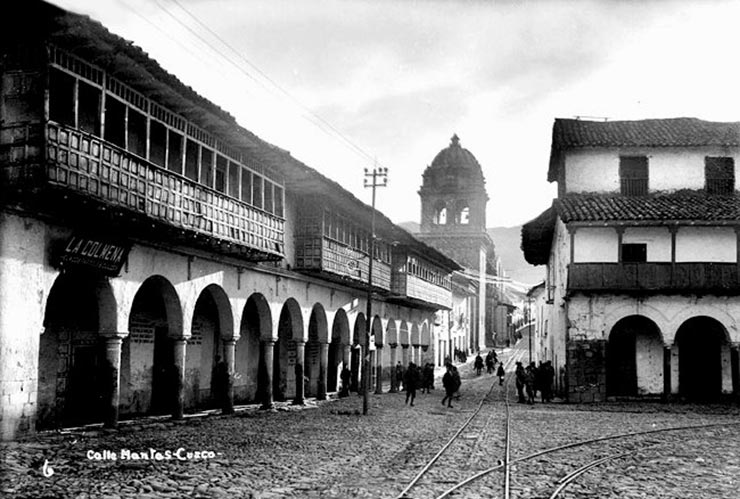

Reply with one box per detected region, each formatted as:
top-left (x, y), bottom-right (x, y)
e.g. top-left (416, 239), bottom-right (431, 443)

top-left (474, 350), bottom-right (499, 376)
top-left (395, 362), bottom-right (436, 406)
top-left (514, 360), bottom-right (555, 404)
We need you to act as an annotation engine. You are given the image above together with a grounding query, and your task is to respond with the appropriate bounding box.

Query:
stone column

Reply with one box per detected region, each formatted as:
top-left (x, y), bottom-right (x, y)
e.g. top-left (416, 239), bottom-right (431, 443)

top-left (172, 338), bottom-right (187, 420)
top-left (413, 345), bottom-right (420, 365)
top-left (318, 342), bottom-right (329, 400)
top-left (402, 345), bottom-right (410, 366)
top-left (222, 339), bottom-right (236, 414)
top-left (389, 345), bottom-right (398, 392)
top-left (670, 344), bottom-right (679, 395)
top-left (293, 341), bottom-right (305, 405)
top-left (260, 339), bottom-right (275, 409)
top-left (101, 334), bottom-right (125, 428)
top-left (663, 345), bottom-right (671, 400)
top-left (374, 346), bottom-right (383, 394)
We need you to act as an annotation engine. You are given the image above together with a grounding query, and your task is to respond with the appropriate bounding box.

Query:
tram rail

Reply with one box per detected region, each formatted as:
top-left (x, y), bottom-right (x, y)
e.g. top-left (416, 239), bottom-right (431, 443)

top-left (394, 342), bottom-right (740, 499)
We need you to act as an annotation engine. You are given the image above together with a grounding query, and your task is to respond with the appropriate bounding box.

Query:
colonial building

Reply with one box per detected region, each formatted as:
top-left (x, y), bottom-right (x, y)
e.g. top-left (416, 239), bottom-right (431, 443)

top-left (522, 117), bottom-right (740, 403)
top-left (415, 135), bottom-right (505, 352)
top-left (0, 1), bottom-right (460, 440)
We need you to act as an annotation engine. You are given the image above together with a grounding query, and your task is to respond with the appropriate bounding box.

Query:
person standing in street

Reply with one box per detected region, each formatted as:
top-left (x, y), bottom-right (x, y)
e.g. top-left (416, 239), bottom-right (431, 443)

top-left (404, 362), bottom-right (418, 406)
top-left (496, 362), bottom-right (505, 386)
top-left (474, 353), bottom-right (484, 375)
top-left (441, 363), bottom-right (457, 408)
top-left (339, 366), bottom-right (351, 398)
top-left (515, 361), bottom-right (526, 403)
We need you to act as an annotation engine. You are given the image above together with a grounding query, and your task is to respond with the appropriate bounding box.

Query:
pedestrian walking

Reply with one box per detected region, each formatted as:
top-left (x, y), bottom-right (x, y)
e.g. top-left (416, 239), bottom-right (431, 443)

top-left (485, 351), bottom-right (495, 374)
top-left (421, 363), bottom-right (434, 393)
top-left (525, 363), bottom-right (536, 404)
top-left (496, 363), bottom-right (505, 386)
top-left (474, 353), bottom-right (484, 375)
top-left (441, 363), bottom-right (457, 408)
top-left (451, 365), bottom-right (462, 400)
top-left (404, 362), bottom-right (419, 406)
top-left (542, 360), bottom-right (555, 402)
top-left (515, 361), bottom-right (526, 403)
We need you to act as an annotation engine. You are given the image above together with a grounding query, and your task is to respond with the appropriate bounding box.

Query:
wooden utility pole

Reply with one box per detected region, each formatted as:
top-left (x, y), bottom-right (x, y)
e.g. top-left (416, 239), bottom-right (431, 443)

top-left (362, 166), bottom-right (387, 415)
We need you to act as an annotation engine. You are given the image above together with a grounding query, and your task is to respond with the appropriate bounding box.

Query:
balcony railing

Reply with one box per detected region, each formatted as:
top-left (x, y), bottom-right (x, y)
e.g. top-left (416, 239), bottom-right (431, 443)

top-left (294, 235), bottom-right (391, 291)
top-left (620, 177), bottom-right (648, 196)
top-left (568, 262), bottom-right (739, 293)
top-left (392, 273), bottom-right (452, 309)
top-left (45, 122), bottom-right (284, 259)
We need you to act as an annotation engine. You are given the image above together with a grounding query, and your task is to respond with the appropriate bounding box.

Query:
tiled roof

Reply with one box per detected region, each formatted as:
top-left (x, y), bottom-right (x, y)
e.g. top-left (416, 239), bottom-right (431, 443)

top-left (548, 118), bottom-right (740, 181)
top-left (556, 192), bottom-right (740, 223)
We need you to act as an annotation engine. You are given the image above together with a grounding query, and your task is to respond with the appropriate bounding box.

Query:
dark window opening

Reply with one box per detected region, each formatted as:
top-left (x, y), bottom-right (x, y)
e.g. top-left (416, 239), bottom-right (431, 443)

top-left (49, 68), bottom-right (75, 126)
top-left (184, 140), bottom-right (199, 181)
top-left (103, 97), bottom-right (126, 148)
top-left (621, 243), bottom-right (647, 263)
top-left (620, 156), bottom-right (648, 196)
top-left (252, 175), bottom-right (263, 209)
top-left (127, 108), bottom-right (147, 158)
top-left (215, 155), bottom-right (227, 193)
top-left (706, 157), bottom-right (735, 195)
top-left (240, 170), bottom-right (252, 204)
top-left (264, 181), bottom-right (274, 214)
top-left (274, 186), bottom-right (284, 217)
top-left (200, 148), bottom-right (213, 187)
top-left (167, 130), bottom-right (183, 173)
top-left (77, 81), bottom-right (100, 135)
top-left (228, 161), bottom-right (239, 199)
top-left (149, 121), bottom-right (166, 167)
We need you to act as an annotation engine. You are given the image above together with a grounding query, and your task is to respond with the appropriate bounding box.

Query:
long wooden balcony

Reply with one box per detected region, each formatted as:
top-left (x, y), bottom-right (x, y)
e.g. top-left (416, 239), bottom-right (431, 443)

top-left (568, 262), bottom-right (739, 293)
top-left (294, 236), bottom-right (392, 291)
top-left (43, 122), bottom-right (284, 260)
top-left (391, 272), bottom-right (452, 309)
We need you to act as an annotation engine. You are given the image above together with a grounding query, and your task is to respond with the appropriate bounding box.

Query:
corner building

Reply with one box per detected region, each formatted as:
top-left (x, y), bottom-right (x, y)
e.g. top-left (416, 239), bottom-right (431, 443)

top-left (523, 117), bottom-right (740, 403)
top-left (0, 1), bottom-right (460, 440)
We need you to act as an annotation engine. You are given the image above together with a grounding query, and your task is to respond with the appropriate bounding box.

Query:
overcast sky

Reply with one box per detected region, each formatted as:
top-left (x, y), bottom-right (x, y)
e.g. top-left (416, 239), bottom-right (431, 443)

top-left (51, 0), bottom-right (740, 228)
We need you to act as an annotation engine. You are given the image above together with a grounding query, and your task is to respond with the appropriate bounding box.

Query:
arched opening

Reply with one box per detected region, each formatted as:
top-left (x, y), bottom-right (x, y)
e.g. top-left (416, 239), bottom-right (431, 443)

top-left (306, 303), bottom-right (328, 397)
top-left (676, 316), bottom-right (727, 400)
top-left (328, 309), bottom-right (350, 392)
top-left (122, 276), bottom-right (182, 417)
top-left (38, 271), bottom-right (116, 429)
top-left (351, 314), bottom-right (366, 392)
top-left (274, 298), bottom-right (303, 401)
top-left (420, 322), bottom-right (431, 365)
top-left (371, 315), bottom-right (383, 388)
top-left (607, 315), bottom-right (662, 397)
top-left (236, 293), bottom-right (271, 404)
top-left (410, 323), bottom-right (420, 365)
top-left (433, 202), bottom-right (447, 225)
top-left (455, 201), bottom-right (470, 225)
top-left (186, 285), bottom-right (232, 410)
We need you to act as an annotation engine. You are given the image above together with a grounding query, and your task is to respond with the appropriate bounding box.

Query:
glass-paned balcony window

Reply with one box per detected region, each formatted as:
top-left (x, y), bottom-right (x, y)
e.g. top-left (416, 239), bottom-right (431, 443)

top-left (167, 130), bottom-right (183, 174)
top-left (104, 97), bottom-right (126, 148)
top-left (184, 140), bottom-right (199, 181)
top-left (200, 147), bottom-right (213, 187)
top-left (149, 120), bottom-right (166, 167)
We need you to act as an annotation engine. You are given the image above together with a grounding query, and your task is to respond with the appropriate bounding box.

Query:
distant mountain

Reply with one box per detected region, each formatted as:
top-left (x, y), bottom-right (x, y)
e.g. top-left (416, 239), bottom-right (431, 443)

top-left (398, 222), bottom-right (544, 288)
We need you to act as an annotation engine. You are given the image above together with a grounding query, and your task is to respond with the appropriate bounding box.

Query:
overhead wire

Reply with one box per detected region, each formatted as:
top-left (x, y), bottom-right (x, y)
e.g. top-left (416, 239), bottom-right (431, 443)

top-left (132, 0), bottom-right (388, 171)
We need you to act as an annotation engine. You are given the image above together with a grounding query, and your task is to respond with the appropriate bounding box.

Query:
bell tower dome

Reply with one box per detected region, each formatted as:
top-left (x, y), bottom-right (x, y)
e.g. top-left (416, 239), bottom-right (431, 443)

top-left (419, 134), bottom-right (489, 234)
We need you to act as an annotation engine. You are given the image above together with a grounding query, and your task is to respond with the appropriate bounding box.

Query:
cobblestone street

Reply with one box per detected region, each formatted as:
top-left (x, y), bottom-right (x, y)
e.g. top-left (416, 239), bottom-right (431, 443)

top-left (3, 346), bottom-right (740, 499)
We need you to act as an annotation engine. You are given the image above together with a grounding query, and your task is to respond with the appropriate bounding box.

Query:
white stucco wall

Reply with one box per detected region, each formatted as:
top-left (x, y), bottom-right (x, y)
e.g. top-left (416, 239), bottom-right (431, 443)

top-left (573, 228), bottom-right (618, 262)
top-left (675, 227), bottom-right (736, 262)
top-left (623, 227), bottom-right (672, 262)
top-left (564, 146), bottom-right (740, 194)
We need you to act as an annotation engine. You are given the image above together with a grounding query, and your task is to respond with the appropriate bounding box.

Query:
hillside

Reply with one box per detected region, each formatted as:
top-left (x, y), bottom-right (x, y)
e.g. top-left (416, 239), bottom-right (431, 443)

top-left (399, 222), bottom-right (544, 287)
